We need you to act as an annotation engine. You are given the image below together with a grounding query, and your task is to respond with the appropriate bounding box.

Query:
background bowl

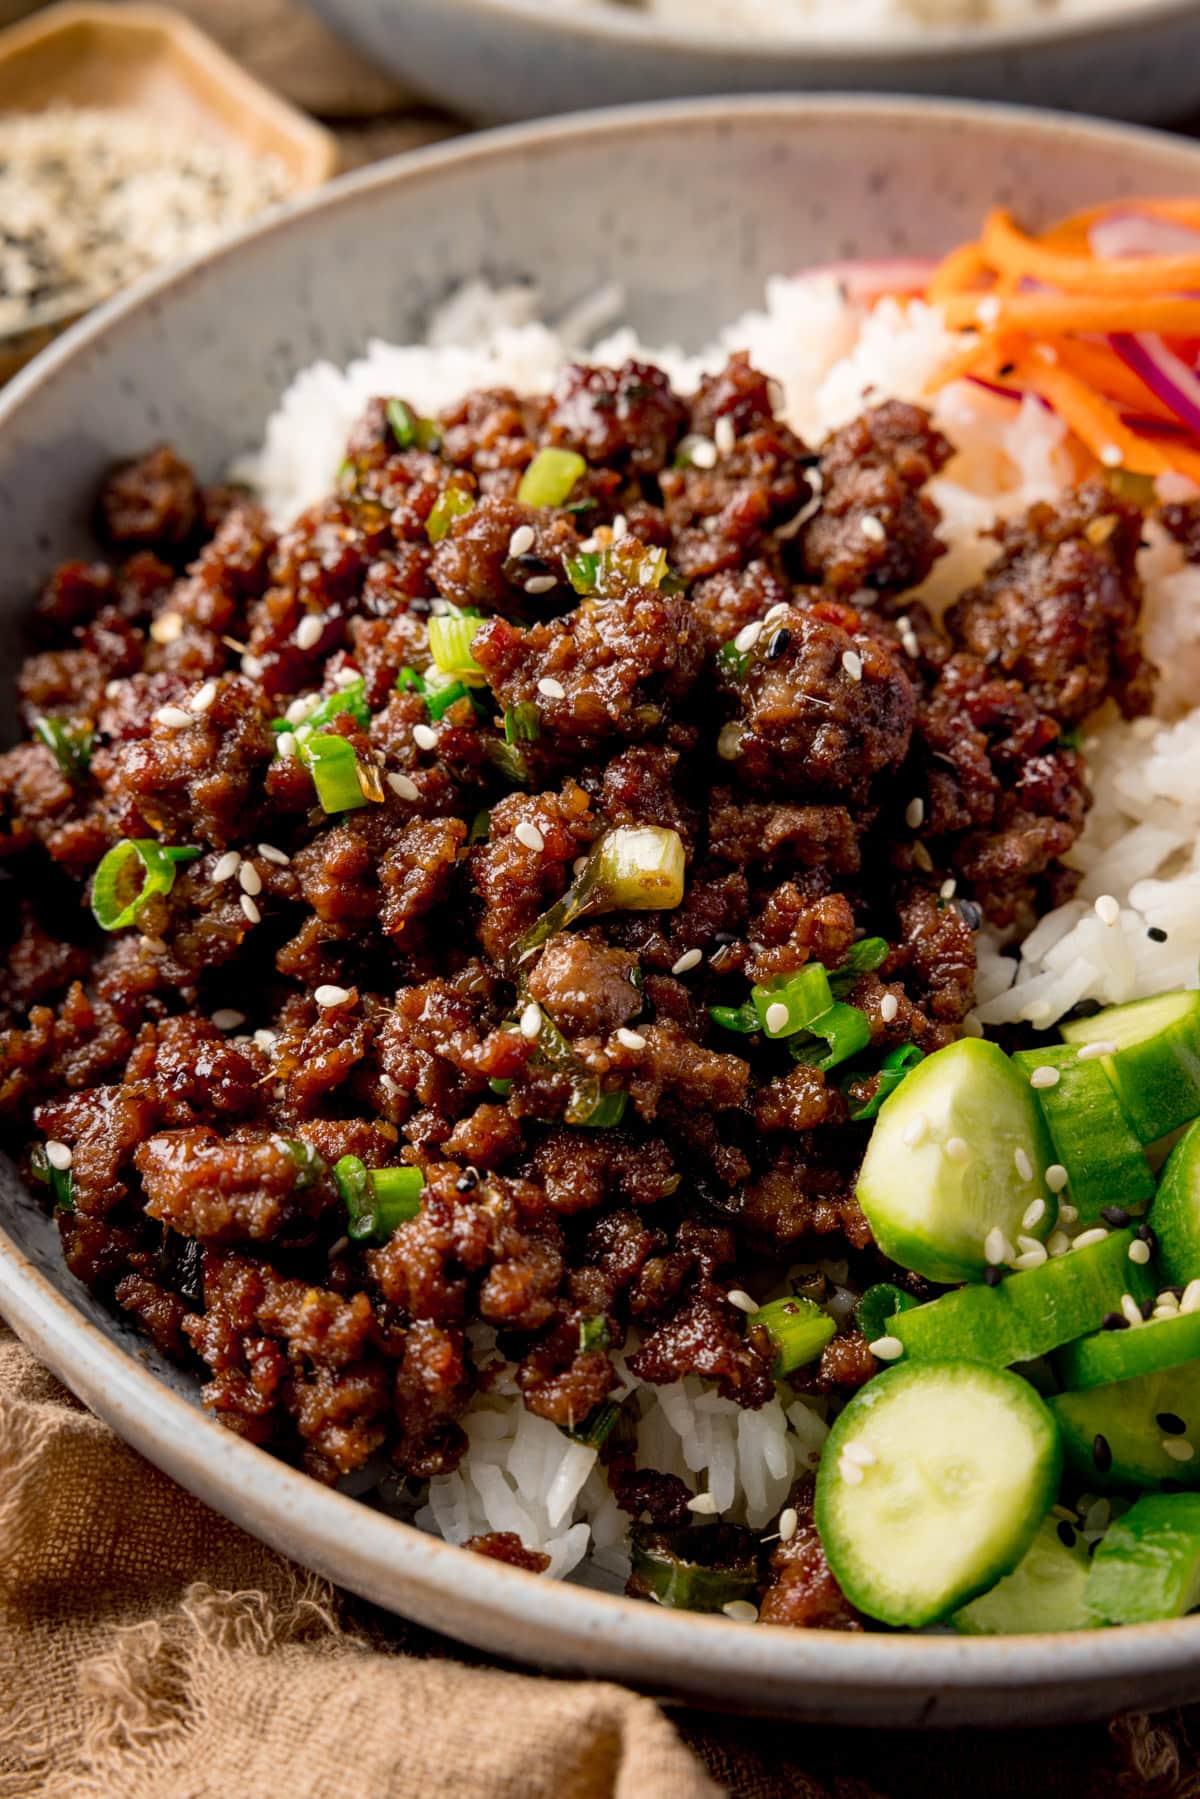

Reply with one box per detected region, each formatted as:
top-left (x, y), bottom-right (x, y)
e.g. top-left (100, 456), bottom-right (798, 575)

top-left (308, 0), bottom-right (1200, 125)
top-left (3, 97), bottom-right (1200, 1725)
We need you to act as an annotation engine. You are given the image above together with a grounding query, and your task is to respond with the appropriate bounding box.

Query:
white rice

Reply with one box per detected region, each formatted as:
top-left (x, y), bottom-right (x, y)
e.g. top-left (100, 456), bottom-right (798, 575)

top-left (248, 272), bottom-right (1200, 1579)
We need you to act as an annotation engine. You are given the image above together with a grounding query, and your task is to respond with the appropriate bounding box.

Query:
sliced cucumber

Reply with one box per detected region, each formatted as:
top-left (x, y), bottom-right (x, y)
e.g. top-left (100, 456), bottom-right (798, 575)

top-left (814, 1360), bottom-right (1061, 1628)
top-left (952, 1514), bottom-right (1096, 1636)
top-left (1152, 1118), bottom-right (1200, 1286)
top-left (856, 1040), bottom-right (1055, 1285)
top-left (1012, 1045), bottom-right (1153, 1223)
top-left (1060, 990), bottom-right (1200, 1145)
top-left (1085, 1493), bottom-right (1200, 1624)
top-left (1051, 1365), bottom-right (1200, 1492)
top-left (890, 1230), bottom-right (1155, 1368)
top-left (1057, 1310), bottom-right (1200, 1391)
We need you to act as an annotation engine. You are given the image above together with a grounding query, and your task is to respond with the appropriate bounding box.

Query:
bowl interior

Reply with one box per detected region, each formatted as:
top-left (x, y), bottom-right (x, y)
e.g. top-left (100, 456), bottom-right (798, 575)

top-left (3, 98), bottom-right (1200, 1722)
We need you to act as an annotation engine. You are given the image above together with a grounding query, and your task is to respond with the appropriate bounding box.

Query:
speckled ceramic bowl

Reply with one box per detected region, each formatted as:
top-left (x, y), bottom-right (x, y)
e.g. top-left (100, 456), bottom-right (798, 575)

top-left (2, 98), bottom-right (1200, 1725)
top-left (309, 0), bottom-right (1200, 125)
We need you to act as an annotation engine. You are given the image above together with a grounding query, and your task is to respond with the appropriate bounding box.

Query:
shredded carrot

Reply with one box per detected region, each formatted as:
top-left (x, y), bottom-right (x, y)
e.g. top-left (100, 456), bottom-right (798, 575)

top-left (939, 293), bottom-right (1200, 337)
top-left (1049, 339), bottom-right (1181, 426)
top-left (1037, 196), bottom-right (1200, 252)
top-left (927, 243), bottom-right (990, 303)
top-left (981, 208), bottom-right (1200, 296)
top-left (1014, 354), bottom-right (1175, 478)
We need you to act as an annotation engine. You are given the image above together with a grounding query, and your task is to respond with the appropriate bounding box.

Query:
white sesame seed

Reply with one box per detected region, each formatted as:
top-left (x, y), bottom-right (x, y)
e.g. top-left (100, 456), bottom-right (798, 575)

top-left (1077, 1039), bottom-right (1119, 1062)
top-left (1047, 1231), bottom-right (1072, 1259)
top-left (726, 1289), bottom-right (759, 1316)
top-left (616, 1028), bottom-right (646, 1051)
top-left (939, 878), bottom-right (957, 900)
top-left (842, 1440), bottom-right (877, 1467)
top-left (721, 1600), bottom-right (759, 1623)
top-left (1093, 894), bottom-right (1120, 927)
top-left (859, 514), bottom-right (886, 545)
top-left (238, 861), bottom-right (262, 897)
top-left (776, 1507), bottom-right (799, 1545)
top-left (240, 894), bottom-right (261, 925)
top-left (764, 1002), bottom-right (790, 1036)
top-left (869, 1335), bottom-right (905, 1361)
top-left (294, 724), bottom-right (313, 745)
top-left (689, 437), bottom-right (717, 469)
top-left (838, 1457), bottom-right (866, 1486)
top-left (1156, 1289), bottom-right (1181, 1313)
top-left (253, 1029), bottom-right (276, 1052)
top-left (295, 614), bottom-right (324, 651)
top-left (1022, 1198), bottom-right (1047, 1230)
top-left (898, 621), bottom-right (920, 658)
top-left (944, 1136), bottom-right (970, 1165)
top-left (1163, 1439), bottom-right (1195, 1463)
top-left (1013, 1245), bottom-right (1049, 1271)
top-left (149, 611), bottom-right (183, 645)
top-left (611, 514), bottom-right (628, 542)
top-left (1014, 1148), bottom-right (1034, 1183)
top-left (717, 723), bottom-right (743, 761)
top-left (212, 1009), bottom-right (245, 1031)
top-left (985, 1227), bottom-right (1010, 1266)
top-left (734, 620), bottom-right (763, 655)
top-left (524, 574), bottom-right (558, 596)
top-left (45, 1140), bottom-right (72, 1171)
top-left (212, 851), bottom-right (241, 883)
top-left (1100, 444), bottom-right (1124, 469)
top-left (286, 696), bottom-right (317, 725)
top-left (514, 821), bottom-right (545, 853)
top-left (275, 731), bottom-right (297, 761)
top-left (334, 667), bottom-right (360, 689)
top-left (902, 1112), bottom-right (929, 1148)
top-left (1182, 1280), bottom-right (1200, 1315)
top-left (1030, 1065), bottom-right (1061, 1090)
top-left (387, 772), bottom-right (419, 802)
top-left (105, 679), bottom-right (122, 699)
top-left (572, 857), bottom-right (589, 877)
top-left (880, 993), bottom-right (899, 1024)
top-left (763, 603), bottom-right (790, 628)
top-left (413, 723), bottom-right (438, 752)
top-left (672, 948), bottom-right (702, 975)
top-left (1122, 1293), bottom-right (1145, 1328)
top-left (519, 1002), bottom-right (543, 1040)
top-left (154, 704), bottom-right (192, 729)
top-left (1128, 1239), bottom-right (1152, 1266)
top-left (1045, 1164), bottom-right (1069, 1193)
top-left (976, 295), bottom-right (1002, 326)
top-left (686, 1492), bottom-right (719, 1515)
top-left (189, 681), bottom-right (217, 714)
top-left (905, 797), bottom-right (925, 829)
top-left (537, 677), bottom-right (566, 699)
top-left (1072, 1228), bottom-right (1110, 1252)
top-left (241, 654), bottom-right (263, 680)
top-left (315, 984), bottom-right (351, 1008)
top-left (714, 416), bottom-right (737, 455)
top-left (257, 843), bottom-right (290, 866)
top-left (508, 524), bottom-right (535, 558)
top-left (841, 649), bottom-right (864, 682)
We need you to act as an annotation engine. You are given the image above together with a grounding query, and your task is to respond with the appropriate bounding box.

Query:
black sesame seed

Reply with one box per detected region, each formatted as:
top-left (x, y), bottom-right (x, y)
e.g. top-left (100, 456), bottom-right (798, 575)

top-left (957, 899), bottom-right (983, 932)
top-left (1147, 927), bottom-right (1169, 944)
top-left (983, 1265), bottom-right (1004, 1287)
top-left (1100, 1205), bottom-right (1130, 1228)
top-left (1156, 1412), bottom-right (1187, 1436)
top-left (1136, 1223), bottom-right (1157, 1248)
top-left (1101, 1312), bottom-right (1130, 1332)
top-left (1092, 1433), bottom-right (1113, 1473)
top-left (515, 553), bottom-right (552, 575)
top-left (1141, 1297), bottom-right (1157, 1320)
top-left (766, 628), bottom-right (792, 660)
top-left (1056, 1521), bottom-right (1078, 1549)
top-left (455, 1170), bottom-right (478, 1193)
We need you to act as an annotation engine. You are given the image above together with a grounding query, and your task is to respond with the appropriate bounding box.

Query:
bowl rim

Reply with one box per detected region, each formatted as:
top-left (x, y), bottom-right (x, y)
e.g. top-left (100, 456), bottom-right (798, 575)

top-left (372, 0), bottom-right (1200, 66)
top-left (3, 91), bottom-right (1200, 1699)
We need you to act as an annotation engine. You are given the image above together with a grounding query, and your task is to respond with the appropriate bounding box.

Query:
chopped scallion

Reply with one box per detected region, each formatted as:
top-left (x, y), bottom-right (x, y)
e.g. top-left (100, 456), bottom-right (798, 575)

top-left (788, 1002), bottom-right (873, 1072)
top-left (837, 937), bottom-right (890, 979)
top-left (569, 1085), bottom-right (629, 1129)
top-left (565, 551), bottom-right (600, 595)
top-left (426, 484), bottom-right (474, 544)
top-left (34, 716), bottom-right (93, 781)
top-left (299, 734), bottom-right (370, 813)
top-left (468, 809), bottom-right (491, 844)
top-left (272, 678), bottom-right (369, 739)
top-left (91, 839), bottom-right (201, 931)
top-left (503, 703), bottom-right (541, 745)
top-left (846, 1044), bottom-right (924, 1122)
top-left (283, 1139), bottom-right (325, 1190)
top-left (630, 1533), bottom-right (759, 1614)
top-left (333, 1154), bottom-right (423, 1243)
top-left (709, 1003), bottom-right (759, 1034)
top-left (716, 642), bottom-right (750, 680)
top-left (515, 826), bottom-right (686, 965)
top-left (386, 398), bottom-right (417, 448)
top-left (752, 965), bottom-right (834, 1040)
top-left (752, 1295), bottom-right (835, 1376)
top-left (30, 1143), bottom-right (73, 1211)
top-left (567, 1399), bottom-right (623, 1450)
top-left (517, 447), bottom-right (587, 508)
top-left (578, 1315), bottom-right (610, 1354)
top-left (428, 609), bottom-right (486, 684)
top-left (855, 1282), bottom-right (917, 1345)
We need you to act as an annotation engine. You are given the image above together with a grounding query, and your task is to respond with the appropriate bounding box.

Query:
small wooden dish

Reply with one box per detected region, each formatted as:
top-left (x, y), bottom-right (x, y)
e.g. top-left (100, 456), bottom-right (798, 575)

top-left (0, 1), bottom-right (339, 379)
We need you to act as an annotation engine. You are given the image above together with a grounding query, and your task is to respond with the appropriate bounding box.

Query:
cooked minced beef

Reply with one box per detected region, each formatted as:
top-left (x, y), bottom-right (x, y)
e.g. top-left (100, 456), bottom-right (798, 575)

top-left (0, 353), bottom-right (1151, 1624)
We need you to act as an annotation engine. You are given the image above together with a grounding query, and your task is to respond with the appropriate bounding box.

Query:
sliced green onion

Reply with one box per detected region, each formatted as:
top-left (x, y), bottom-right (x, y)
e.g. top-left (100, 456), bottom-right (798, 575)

top-left (716, 642), bottom-right (750, 680)
top-left (397, 667), bottom-right (424, 695)
top-left (846, 1044), bottom-right (924, 1122)
top-left (1105, 467), bottom-right (1157, 506)
top-left (752, 1295), bottom-right (835, 1376)
top-left (578, 1315), bottom-right (610, 1353)
top-left (299, 734), bottom-right (370, 813)
top-left (567, 1399), bottom-right (623, 1451)
top-left (515, 826), bottom-right (685, 966)
top-left (283, 1138), bottom-right (325, 1190)
top-left (424, 671), bottom-right (473, 721)
top-left (855, 1282), bottom-right (917, 1345)
top-left (504, 703), bottom-right (541, 744)
top-left (484, 739), bottom-right (532, 785)
top-left (30, 1143), bottom-right (73, 1211)
top-left (565, 551), bottom-right (600, 595)
top-left (426, 484), bottom-right (474, 544)
top-left (752, 965), bottom-right (835, 1040)
top-left (468, 809), bottom-right (491, 844)
top-left (569, 1085), bottom-right (629, 1129)
top-left (34, 716), bottom-right (93, 781)
top-left (92, 839), bottom-right (202, 931)
top-left (517, 447), bottom-right (587, 508)
top-left (336, 457), bottom-right (358, 498)
top-left (428, 609), bottom-right (486, 684)
top-left (788, 1002), bottom-right (873, 1072)
top-left (838, 937), bottom-right (889, 978)
top-left (334, 1154), bottom-right (423, 1243)
top-left (488, 1076), bottom-right (513, 1098)
top-left (272, 678), bottom-right (369, 739)
top-left (387, 398), bottom-right (417, 448)
top-left (709, 1002), bottom-right (759, 1034)
top-left (630, 1533), bottom-right (759, 1614)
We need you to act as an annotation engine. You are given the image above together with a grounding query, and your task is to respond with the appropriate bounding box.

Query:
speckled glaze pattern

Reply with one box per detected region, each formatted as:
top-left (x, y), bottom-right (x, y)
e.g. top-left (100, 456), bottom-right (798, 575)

top-left (2, 100), bottom-right (1200, 1725)
top-left (309, 0), bottom-right (1200, 125)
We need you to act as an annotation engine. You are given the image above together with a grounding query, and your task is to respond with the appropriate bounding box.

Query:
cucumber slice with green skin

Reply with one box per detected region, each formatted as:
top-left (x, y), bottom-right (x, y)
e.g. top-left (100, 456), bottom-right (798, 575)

top-left (1085, 1493), bottom-right (1200, 1623)
top-left (856, 1039), bottom-right (1055, 1285)
top-left (1051, 1365), bottom-right (1200, 1492)
top-left (1012, 1045), bottom-right (1154, 1224)
top-left (1057, 1310), bottom-right (1200, 1391)
top-left (1060, 990), bottom-right (1200, 1145)
top-left (953, 1514), bottom-right (1096, 1636)
top-left (1152, 1118), bottom-right (1200, 1286)
top-left (814, 1360), bottom-right (1062, 1628)
top-left (890, 1230), bottom-right (1156, 1368)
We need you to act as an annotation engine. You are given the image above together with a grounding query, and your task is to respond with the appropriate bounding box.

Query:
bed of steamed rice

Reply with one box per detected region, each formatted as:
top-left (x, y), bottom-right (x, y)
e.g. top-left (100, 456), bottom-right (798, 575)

top-left (242, 276), bottom-right (1200, 1581)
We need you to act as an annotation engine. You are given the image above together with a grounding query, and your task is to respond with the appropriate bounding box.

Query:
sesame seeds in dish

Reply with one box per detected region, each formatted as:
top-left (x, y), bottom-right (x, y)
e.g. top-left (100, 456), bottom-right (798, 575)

top-left (5, 196), bottom-right (1200, 1634)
